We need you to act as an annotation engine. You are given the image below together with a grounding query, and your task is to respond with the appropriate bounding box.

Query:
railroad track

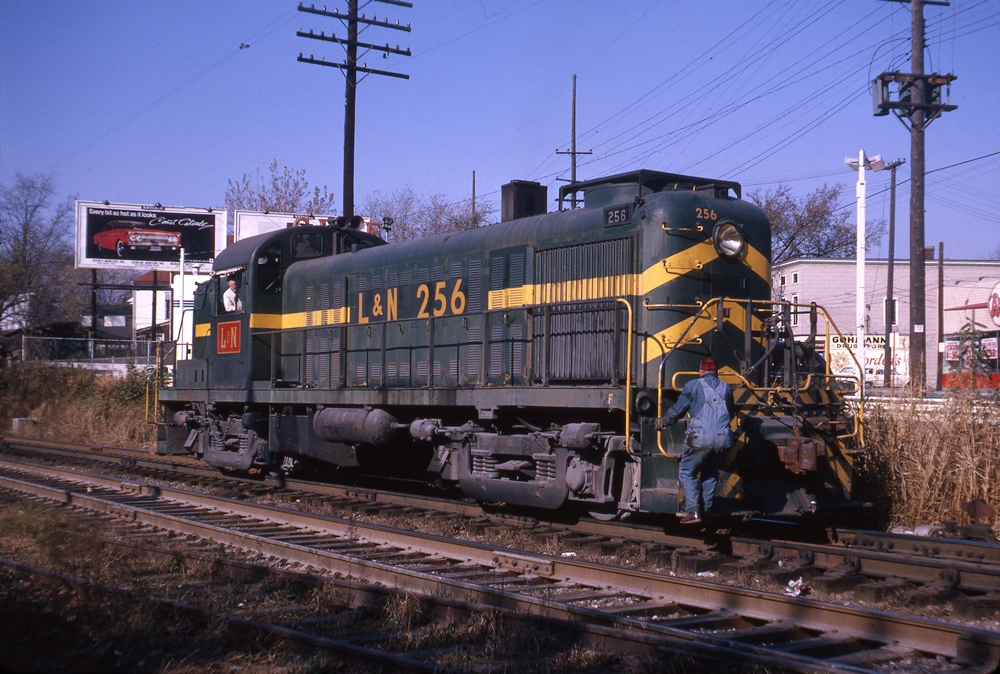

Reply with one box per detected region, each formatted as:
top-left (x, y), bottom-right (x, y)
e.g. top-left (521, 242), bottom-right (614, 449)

top-left (4, 434), bottom-right (1000, 623)
top-left (2, 455), bottom-right (998, 673)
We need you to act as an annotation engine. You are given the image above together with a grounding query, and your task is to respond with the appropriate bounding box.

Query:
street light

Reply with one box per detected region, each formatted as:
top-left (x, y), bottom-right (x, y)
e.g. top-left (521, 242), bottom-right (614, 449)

top-left (845, 151), bottom-right (886, 397)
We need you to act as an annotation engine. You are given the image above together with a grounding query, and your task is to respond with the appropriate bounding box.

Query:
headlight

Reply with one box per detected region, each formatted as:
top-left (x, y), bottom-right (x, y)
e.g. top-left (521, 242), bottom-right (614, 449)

top-left (713, 221), bottom-right (745, 258)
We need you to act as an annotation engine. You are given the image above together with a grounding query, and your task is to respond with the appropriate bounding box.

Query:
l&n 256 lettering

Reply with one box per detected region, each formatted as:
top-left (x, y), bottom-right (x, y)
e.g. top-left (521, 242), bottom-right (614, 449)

top-left (356, 278), bottom-right (467, 324)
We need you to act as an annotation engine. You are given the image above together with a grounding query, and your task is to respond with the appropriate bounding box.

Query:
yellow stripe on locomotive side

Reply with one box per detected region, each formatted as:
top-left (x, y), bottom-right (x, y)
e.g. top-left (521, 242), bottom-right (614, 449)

top-left (487, 240), bottom-right (769, 310)
top-left (255, 306), bottom-right (351, 331)
top-left (195, 323), bottom-right (211, 338)
top-left (234, 240), bottom-right (770, 342)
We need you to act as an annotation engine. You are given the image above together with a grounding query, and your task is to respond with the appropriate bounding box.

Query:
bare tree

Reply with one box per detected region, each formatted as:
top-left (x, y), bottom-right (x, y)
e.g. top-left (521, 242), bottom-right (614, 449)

top-left (361, 185), bottom-right (495, 243)
top-left (0, 172), bottom-right (83, 329)
top-left (225, 160), bottom-right (336, 231)
top-left (748, 183), bottom-right (884, 265)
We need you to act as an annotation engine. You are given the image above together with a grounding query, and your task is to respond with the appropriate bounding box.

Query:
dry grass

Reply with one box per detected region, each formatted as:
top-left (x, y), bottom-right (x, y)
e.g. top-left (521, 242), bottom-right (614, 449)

top-left (859, 391), bottom-right (1000, 537)
top-left (0, 362), bottom-right (156, 449)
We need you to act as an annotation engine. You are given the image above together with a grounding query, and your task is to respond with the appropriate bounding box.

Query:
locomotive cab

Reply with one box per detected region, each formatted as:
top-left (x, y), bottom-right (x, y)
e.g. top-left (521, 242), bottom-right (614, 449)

top-left (189, 225), bottom-right (386, 391)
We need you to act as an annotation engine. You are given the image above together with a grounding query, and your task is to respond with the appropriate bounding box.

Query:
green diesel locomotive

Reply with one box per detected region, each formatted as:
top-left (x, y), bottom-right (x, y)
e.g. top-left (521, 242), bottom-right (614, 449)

top-left (156, 170), bottom-right (862, 521)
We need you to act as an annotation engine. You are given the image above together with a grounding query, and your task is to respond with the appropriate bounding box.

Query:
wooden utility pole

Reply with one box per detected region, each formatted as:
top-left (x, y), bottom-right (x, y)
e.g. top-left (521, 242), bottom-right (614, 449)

top-left (882, 158), bottom-right (904, 389)
top-left (873, 0), bottom-right (956, 394)
top-left (556, 75), bottom-right (591, 207)
top-left (909, 0), bottom-right (928, 394)
top-left (298, 1), bottom-right (411, 222)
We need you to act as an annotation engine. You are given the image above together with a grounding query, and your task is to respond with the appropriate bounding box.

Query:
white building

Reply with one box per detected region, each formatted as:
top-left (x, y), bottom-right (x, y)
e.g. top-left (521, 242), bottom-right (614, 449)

top-left (773, 254), bottom-right (1000, 390)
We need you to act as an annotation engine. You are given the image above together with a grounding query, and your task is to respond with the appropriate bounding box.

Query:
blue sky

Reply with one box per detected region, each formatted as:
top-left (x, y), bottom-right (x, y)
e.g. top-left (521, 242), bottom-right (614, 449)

top-left (2, 1), bottom-right (998, 259)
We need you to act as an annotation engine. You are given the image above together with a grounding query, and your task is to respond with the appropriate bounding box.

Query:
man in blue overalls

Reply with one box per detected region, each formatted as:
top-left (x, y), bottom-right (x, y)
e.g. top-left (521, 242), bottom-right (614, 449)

top-left (655, 358), bottom-right (736, 524)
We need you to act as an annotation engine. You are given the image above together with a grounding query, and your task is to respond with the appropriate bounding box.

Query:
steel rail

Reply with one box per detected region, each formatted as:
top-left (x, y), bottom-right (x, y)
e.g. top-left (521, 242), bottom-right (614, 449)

top-left (0, 541), bottom-right (872, 674)
top-left (5, 436), bottom-right (997, 594)
top-left (836, 528), bottom-right (1000, 564)
top-left (0, 434), bottom-right (710, 548)
top-left (1, 457), bottom-right (998, 672)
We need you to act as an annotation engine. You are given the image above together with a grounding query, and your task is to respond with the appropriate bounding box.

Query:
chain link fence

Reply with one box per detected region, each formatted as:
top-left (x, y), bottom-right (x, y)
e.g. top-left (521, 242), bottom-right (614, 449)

top-left (18, 335), bottom-right (162, 376)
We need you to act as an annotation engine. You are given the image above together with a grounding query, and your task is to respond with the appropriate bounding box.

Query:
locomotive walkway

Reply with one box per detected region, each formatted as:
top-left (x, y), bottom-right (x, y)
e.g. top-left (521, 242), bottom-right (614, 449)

top-left (1, 453), bottom-right (998, 673)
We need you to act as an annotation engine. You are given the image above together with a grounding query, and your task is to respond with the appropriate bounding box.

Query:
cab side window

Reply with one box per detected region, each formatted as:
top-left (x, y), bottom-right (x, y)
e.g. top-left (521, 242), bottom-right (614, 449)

top-left (219, 272), bottom-right (244, 315)
top-left (257, 242), bottom-right (282, 293)
top-left (291, 232), bottom-right (323, 259)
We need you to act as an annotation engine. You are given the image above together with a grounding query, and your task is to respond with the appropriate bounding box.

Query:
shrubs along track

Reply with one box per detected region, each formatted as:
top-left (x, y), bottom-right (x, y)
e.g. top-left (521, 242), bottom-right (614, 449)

top-left (0, 362), bottom-right (155, 449)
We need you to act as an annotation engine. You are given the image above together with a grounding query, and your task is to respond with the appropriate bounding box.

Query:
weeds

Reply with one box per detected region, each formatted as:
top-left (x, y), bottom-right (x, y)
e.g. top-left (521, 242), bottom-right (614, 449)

top-left (860, 390), bottom-right (1000, 537)
top-left (0, 361), bottom-right (155, 448)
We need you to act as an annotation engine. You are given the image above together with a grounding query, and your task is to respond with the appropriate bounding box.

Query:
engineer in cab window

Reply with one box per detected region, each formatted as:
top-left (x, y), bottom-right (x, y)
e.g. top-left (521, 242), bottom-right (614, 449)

top-left (223, 276), bottom-right (243, 313)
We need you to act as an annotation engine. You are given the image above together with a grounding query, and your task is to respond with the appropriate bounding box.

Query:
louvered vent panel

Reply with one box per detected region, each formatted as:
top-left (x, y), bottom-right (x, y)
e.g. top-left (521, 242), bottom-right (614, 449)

top-left (491, 256), bottom-right (504, 291)
top-left (531, 239), bottom-right (631, 381)
top-left (510, 324), bottom-right (524, 376)
top-left (468, 260), bottom-right (482, 312)
top-left (467, 344), bottom-right (480, 378)
top-left (319, 336), bottom-right (330, 383)
top-left (490, 325), bottom-right (504, 377)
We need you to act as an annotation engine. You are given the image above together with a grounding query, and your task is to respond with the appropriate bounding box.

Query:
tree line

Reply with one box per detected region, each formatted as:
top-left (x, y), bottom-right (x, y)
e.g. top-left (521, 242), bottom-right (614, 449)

top-left (1, 163), bottom-right (874, 334)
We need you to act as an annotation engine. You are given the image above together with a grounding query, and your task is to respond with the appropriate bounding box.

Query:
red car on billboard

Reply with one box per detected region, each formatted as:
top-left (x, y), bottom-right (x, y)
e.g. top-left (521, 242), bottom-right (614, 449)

top-left (93, 220), bottom-right (181, 258)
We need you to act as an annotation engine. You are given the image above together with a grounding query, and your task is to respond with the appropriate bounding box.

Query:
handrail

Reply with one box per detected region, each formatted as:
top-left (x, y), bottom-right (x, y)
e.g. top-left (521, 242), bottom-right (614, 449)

top-left (653, 297), bottom-right (729, 457)
top-left (616, 298), bottom-right (634, 455)
top-left (769, 299), bottom-right (865, 445)
top-left (652, 296), bottom-right (866, 455)
top-left (147, 341), bottom-right (175, 425)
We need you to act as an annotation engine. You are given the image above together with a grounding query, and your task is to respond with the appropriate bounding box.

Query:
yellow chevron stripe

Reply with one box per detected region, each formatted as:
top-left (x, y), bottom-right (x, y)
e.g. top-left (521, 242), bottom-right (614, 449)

top-left (642, 302), bottom-right (764, 364)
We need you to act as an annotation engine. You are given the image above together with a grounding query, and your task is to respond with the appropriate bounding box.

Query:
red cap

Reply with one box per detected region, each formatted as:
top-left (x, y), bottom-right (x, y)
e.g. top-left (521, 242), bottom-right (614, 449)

top-left (699, 358), bottom-right (719, 372)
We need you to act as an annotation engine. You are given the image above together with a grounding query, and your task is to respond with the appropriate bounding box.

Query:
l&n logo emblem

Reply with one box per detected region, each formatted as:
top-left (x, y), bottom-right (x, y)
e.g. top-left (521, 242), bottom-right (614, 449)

top-left (217, 320), bottom-right (241, 354)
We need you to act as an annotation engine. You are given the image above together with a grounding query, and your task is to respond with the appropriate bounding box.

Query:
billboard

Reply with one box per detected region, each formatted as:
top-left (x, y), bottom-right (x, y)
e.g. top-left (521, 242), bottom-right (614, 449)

top-left (76, 201), bottom-right (224, 271)
top-left (828, 333), bottom-right (910, 386)
top-left (233, 211), bottom-right (374, 244)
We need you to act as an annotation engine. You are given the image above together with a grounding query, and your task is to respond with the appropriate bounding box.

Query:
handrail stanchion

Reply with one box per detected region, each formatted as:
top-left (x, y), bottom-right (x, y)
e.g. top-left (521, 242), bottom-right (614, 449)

top-left (616, 298), bottom-right (633, 455)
